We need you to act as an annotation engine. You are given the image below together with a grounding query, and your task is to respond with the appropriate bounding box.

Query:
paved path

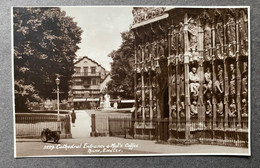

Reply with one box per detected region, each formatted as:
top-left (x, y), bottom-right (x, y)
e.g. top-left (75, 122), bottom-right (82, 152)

top-left (70, 110), bottom-right (91, 138)
top-left (16, 137), bottom-right (249, 157)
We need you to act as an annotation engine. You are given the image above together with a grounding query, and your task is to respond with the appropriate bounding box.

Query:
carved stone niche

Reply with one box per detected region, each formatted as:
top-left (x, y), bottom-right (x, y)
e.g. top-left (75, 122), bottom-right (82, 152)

top-left (214, 64), bottom-right (224, 97)
top-left (229, 63), bottom-right (236, 97)
top-left (216, 97), bottom-right (224, 117)
top-left (171, 67), bottom-right (176, 98)
top-left (190, 100), bottom-right (198, 116)
top-left (241, 61), bottom-right (248, 98)
top-left (178, 22), bottom-right (185, 57)
top-left (158, 38), bottom-right (167, 59)
top-left (228, 98), bottom-right (237, 118)
top-left (179, 101), bottom-right (185, 118)
top-left (171, 101), bottom-right (177, 119)
top-left (239, 9), bottom-right (248, 56)
top-left (144, 44), bottom-right (150, 72)
top-left (204, 21), bottom-right (212, 61)
top-left (215, 13), bottom-right (224, 60)
top-left (226, 13), bottom-right (236, 58)
top-left (187, 18), bottom-right (199, 62)
top-left (170, 26), bottom-right (178, 55)
top-left (150, 41), bottom-right (157, 71)
top-left (179, 66), bottom-right (185, 98)
top-left (136, 46), bottom-right (142, 73)
top-left (189, 66), bottom-right (200, 100)
top-left (203, 66), bottom-right (213, 116)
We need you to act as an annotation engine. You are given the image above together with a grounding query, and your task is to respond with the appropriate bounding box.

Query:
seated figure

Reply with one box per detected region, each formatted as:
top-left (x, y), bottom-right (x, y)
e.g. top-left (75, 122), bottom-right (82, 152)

top-left (190, 101), bottom-right (198, 116)
top-left (216, 100), bottom-right (224, 117)
top-left (171, 103), bottom-right (177, 119)
top-left (214, 65), bottom-right (224, 94)
top-left (189, 67), bottom-right (200, 97)
top-left (228, 98), bottom-right (237, 117)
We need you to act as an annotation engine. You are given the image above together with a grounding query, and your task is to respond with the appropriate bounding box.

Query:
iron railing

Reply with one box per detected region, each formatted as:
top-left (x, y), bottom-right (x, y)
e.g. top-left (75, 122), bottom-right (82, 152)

top-left (91, 114), bottom-right (248, 147)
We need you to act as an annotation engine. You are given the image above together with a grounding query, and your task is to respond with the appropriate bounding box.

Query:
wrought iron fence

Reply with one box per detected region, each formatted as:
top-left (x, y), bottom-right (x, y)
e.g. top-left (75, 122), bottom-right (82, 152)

top-left (15, 113), bottom-right (71, 138)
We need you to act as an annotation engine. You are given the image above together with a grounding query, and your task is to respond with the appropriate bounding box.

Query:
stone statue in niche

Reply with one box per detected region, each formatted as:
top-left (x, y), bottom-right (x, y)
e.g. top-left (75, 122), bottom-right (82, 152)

top-left (171, 68), bottom-right (176, 97)
top-left (216, 45), bottom-right (224, 59)
top-left (216, 18), bottom-right (224, 46)
top-left (145, 106), bottom-right (149, 118)
top-left (137, 106), bottom-right (142, 118)
top-left (171, 28), bottom-right (177, 52)
top-left (241, 98), bottom-right (248, 117)
top-left (190, 101), bottom-right (198, 116)
top-left (205, 99), bottom-right (212, 116)
top-left (204, 67), bottom-right (213, 94)
top-left (137, 78), bottom-right (141, 89)
top-left (204, 21), bottom-right (212, 61)
top-left (180, 66), bottom-right (185, 97)
top-left (242, 62), bottom-right (248, 97)
top-left (189, 67), bottom-right (200, 97)
top-left (187, 19), bottom-right (198, 52)
top-left (216, 99), bottom-right (224, 117)
top-left (204, 67), bottom-right (212, 116)
top-left (151, 42), bottom-right (156, 70)
top-left (158, 39), bottom-right (166, 58)
top-left (229, 64), bottom-right (236, 96)
top-left (239, 10), bottom-right (248, 56)
top-left (228, 98), bottom-right (237, 117)
top-left (214, 65), bottom-right (224, 94)
top-left (136, 90), bottom-right (142, 105)
top-left (216, 17), bottom-right (224, 59)
top-left (171, 102), bottom-right (177, 119)
top-left (137, 48), bottom-right (142, 72)
top-left (179, 101), bottom-right (185, 117)
top-left (178, 22), bottom-right (184, 56)
top-left (153, 102), bottom-right (157, 118)
top-left (145, 89), bottom-right (150, 106)
top-left (226, 14), bottom-right (236, 57)
top-left (145, 44), bottom-right (151, 71)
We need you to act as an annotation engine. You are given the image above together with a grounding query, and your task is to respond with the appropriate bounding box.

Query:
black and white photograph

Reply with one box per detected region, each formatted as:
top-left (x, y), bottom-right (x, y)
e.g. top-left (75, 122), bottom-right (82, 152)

top-left (13, 6), bottom-right (250, 157)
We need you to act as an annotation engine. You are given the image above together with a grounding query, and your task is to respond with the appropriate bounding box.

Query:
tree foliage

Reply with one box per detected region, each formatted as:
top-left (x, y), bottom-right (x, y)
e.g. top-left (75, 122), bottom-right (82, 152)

top-left (107, 31), bottom-right (135, 99)
top-left (13, 7), bottom-right (82, 111)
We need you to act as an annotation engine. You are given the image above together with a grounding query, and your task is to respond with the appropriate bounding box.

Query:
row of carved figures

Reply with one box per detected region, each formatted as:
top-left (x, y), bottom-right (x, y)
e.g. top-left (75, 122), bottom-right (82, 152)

top-left (135, 9), bottom-right (248, 69)
top-left (135, 60), bottom-right (248, 119)
top-left (169, 61), bottom-right (248, 118)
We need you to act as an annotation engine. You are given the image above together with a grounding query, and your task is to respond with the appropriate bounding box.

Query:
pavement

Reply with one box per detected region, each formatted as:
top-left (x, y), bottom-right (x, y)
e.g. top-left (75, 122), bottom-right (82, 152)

top-left (70, 110), bottom-right (91, 138)
top-left (15, 109), bottom-right (249, 157)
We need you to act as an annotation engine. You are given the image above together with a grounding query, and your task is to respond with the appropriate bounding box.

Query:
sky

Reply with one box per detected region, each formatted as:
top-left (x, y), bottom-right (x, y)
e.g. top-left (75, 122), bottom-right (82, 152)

top-left (60, 7), bottom-right (134, 71)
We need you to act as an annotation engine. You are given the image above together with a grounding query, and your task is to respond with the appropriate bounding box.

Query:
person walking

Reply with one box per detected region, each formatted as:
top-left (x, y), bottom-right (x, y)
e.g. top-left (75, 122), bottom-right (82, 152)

top-left (71, 109), bottom-right (76, 127)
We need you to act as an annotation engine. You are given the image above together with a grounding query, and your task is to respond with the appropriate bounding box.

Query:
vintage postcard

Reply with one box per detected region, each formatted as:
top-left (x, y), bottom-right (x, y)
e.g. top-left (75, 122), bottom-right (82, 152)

top-left (13, 6), bottom-right (250, 157)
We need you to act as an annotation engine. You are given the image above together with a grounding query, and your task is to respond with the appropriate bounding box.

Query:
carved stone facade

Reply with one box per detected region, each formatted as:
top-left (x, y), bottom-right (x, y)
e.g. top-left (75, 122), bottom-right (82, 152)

top-left (132, 8), bottom-right (248, 146)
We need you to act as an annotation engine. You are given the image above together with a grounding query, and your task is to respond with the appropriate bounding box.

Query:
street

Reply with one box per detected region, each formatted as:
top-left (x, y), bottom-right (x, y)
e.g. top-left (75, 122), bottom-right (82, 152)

top-left (15, 110), bottom-right (249, 157)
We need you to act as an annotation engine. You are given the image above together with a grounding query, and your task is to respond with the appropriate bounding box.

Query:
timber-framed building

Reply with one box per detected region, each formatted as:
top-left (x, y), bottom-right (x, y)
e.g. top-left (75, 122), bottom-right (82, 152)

top-left (131, 7), bottom-right (249, 147)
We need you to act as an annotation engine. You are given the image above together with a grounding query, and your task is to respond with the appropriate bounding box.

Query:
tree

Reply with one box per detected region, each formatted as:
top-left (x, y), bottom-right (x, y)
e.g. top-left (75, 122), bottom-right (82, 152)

top-left (107, 31), bottom-right (135, 99)
top-left (13, 7), bottom-right (82, 111)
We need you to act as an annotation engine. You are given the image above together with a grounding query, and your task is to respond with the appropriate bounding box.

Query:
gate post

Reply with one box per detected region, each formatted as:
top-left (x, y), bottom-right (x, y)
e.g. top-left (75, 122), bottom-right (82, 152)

top-left (91, 114), bottom-right (96, 136)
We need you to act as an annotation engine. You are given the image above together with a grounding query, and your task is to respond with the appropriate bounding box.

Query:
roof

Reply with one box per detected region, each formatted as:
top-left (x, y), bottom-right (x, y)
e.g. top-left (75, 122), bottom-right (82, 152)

top-left (74, 56), bottom-right (106, 70)
top-left (101, 73), bottom-right (111, 83)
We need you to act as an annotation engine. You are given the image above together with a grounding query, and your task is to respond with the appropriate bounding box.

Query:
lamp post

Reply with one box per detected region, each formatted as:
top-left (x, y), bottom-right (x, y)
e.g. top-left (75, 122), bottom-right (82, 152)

top-left (55, 77), bottom-right (60, 130)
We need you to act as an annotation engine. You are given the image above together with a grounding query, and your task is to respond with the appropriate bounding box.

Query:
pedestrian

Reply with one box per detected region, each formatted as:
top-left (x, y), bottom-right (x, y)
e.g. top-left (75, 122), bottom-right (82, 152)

top-left (71, 109), bottom-right (76, 127)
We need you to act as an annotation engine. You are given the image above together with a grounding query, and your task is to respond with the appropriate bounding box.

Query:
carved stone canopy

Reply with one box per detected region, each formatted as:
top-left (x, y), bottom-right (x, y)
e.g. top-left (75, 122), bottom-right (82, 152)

top-left (132, 7), bottom-right (166, 24)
